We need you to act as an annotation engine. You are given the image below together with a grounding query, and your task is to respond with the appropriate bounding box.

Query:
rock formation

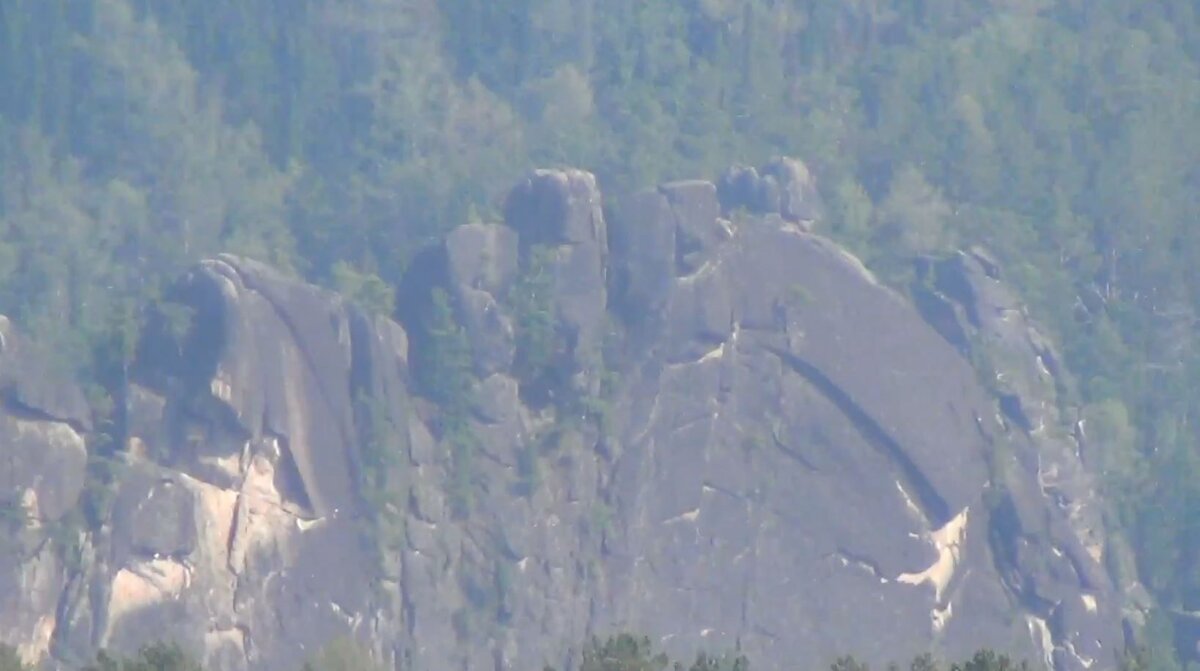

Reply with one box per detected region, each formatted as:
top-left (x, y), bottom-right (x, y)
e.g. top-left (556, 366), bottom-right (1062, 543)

top-left (0, 160), bottom-right (1125, 671)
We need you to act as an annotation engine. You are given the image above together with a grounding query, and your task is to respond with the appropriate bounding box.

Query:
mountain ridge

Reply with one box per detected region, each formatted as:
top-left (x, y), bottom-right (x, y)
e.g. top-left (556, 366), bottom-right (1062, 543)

top-left (0, 159), bottom-right (1127, 671)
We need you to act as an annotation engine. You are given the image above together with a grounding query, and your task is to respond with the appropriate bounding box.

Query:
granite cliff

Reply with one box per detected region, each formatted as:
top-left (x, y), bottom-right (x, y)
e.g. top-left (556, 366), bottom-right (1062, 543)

top-left (0, 160), bottom-right (1128, 671)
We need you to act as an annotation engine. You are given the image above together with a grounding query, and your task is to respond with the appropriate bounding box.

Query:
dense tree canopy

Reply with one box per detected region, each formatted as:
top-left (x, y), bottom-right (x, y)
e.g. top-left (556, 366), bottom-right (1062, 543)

top-left (1, 0), bottom-right (1199, 665)
top-left (0, 635), bottom-right (1154, 671)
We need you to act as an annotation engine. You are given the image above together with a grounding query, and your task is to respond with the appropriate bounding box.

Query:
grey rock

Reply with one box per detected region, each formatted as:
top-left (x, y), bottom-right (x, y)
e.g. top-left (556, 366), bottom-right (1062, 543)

top-left (443, 223), bottom-right (521, 376)
top-left (401, 223), bottom-right (518, 378)
top-left (0, 545), bottom-right (73, 668)
top-left (0, 318), bottom-right (91, 667)
top-left (445, 223), bottom-right (519, 296)
top-left (455, 286), bottom-right (516, 376)
top-left (505, 169), bottom-right (609, 377)
top-left (112, 474), bottom-right (197, 560)
top-left (913, 246), bottom-right (1113, 592)
top-left (0, 321), bottom-right (88, 525)
top-left (717, 158), bottom-right (822, 225)
top-left (763, 156), bottom-right (823, 223)
top-left (505, 169), bottom-right (606, 249)
top-left (0, 160), bottom-right (1124, 671)
top-left (0, 316), bottom-right (92, 430)
top-left (659, 180), bottom-right (727, 276)
top-left (0, 412), bottom-right (86, 524)
top-left (608, 190), bottom-right (675, 324)
top-left (126, 385), bottom-right (168, 461)
top-left (717, 164), bottom-right (775, 215)
top-left (139, 254), bottom-right (368, 518)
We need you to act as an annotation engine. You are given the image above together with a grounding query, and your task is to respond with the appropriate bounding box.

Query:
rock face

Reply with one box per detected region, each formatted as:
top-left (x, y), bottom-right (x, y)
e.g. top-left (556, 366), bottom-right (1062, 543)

top-left (0, 318), bottom-right (91, 668)
top-left (0, 162), bottom-right (1125, 671)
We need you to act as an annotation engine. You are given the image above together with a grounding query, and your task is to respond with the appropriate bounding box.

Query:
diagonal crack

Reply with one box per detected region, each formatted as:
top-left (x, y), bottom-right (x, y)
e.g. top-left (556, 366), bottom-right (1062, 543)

top-left (769, 427), bottom-right (819, 472)
top-left (767, 346), bottom-right (951, 526)
top-left (0, 395), bottom-right (90, 434)
top-left (827, 548), bottom-right (887, 582)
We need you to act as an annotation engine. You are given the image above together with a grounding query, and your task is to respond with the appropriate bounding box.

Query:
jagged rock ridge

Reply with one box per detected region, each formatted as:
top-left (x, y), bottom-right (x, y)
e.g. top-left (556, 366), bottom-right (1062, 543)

top-left (0, 160), bottom-right (1123, 671)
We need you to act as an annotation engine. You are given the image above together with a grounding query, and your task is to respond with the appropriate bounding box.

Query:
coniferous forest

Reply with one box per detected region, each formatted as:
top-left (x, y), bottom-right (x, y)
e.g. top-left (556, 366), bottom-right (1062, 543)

top-left (0, 634), bottom-right (1171, 671)
top-left (1, 0), bottom-right (1199, 668)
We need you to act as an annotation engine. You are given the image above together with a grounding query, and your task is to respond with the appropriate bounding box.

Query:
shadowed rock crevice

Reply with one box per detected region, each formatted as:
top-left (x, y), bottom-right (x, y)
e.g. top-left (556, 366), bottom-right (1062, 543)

top-left (768, 346), bottom-right (951, 527)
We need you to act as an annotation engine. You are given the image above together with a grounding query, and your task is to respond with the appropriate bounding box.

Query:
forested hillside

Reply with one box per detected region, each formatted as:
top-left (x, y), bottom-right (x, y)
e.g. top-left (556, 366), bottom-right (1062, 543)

top-left (1, 0), bottom-right (1198, 666)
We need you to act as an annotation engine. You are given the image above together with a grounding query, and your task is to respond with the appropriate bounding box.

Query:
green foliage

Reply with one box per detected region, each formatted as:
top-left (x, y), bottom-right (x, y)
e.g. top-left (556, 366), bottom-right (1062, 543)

top-left (872, 165), bottom-right (954, 257)
top-left (0, 1), bottom-right (1198, 663)
top-left (827, 650), bottom-right (1033, 671)
top-left (576, 634), bottom-right (670, 671)
top-left (444, 411), bottom-right (481, 519)
top-left (413, 287), bottom-right (477, 517)
top-left (831, 657), bottom-right (871, 671)
top-left (515, 440), bottom-right (543, 498)
top-left (948, 650), bottom-right (1031, 671)
top-left (154, 300), bottom-right (196, 352)
top-left (1083, 399), bottom-right (1140, 495)
top-left (301, 636), bottom-right (384, 671)
top-left (417, 288), bottom-right (473, 410)
top-left (509, 245), bottom-right (561, 393)
top-left (494, 558), bottom-right (514, 624)
top-left (45, 507), bottom-right (86, 573)
top-left (332, 262), bottom-right (396, 317)
top-left (545, 634), bottom-right (748, 671)
top-left (0, 644), bottom-right (27, 671)
top-left (83, 642), bottom-right (202, 671)
top-left (353, 391), bottom-right (408, 564)
top-left (0, 496), bottom-right (27, 529)
top-left (589, 501), bottom-right (614, 537)
top-left (0, 496), bottom-right (29, 557)
top-left (80, 453), bottom-right (127, 531)
top-left (1121, 643), bottom-right (1186, 671)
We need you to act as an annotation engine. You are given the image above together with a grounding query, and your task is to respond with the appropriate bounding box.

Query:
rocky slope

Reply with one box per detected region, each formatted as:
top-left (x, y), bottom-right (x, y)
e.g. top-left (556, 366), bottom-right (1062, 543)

top-left (0, 160), bottom-right (1126, 671)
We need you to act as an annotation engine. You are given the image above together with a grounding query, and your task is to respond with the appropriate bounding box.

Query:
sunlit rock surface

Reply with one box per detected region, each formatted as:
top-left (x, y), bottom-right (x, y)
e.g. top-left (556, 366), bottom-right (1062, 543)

top-left (0, 161), bottom-right (1122, 671)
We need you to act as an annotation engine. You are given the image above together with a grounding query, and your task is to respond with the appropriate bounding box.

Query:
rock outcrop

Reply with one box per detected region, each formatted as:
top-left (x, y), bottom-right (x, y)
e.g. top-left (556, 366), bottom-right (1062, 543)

top-left (0, 318), bottom-right (90, 668)
top-left (0, 161), bottom-right (1125, 671)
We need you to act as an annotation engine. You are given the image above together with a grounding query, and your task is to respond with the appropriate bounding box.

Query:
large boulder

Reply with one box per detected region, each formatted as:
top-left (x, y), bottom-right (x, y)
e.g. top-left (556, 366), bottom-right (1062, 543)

top-left (445, 223), bottom-right (520, 377)
top-left (80, 255), bottom-right (408, 671)
top-left (716, 157), bottom-right (823, 225)
top-left (505, 169), bottom-right (609, 371)
top-left (596, 169), bottom-right (1121, 671)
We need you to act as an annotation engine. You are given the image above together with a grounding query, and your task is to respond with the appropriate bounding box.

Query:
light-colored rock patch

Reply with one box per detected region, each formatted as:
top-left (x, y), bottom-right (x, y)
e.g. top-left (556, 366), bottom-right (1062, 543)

top-left (896, 507), bottom-right (969, 602)
top-left (107, 558), bottom-right (192, 630)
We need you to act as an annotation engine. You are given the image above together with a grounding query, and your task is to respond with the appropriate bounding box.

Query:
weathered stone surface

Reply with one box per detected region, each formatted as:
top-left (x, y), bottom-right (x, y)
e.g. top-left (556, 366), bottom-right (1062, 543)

top-left (762, 156), bottom-right (822, 223)
top-left (914, 249), bottom-right (1111, 560)
top-left (0, 160), bottom-right (1125, 671)
top-left (0, 318), bottom-right (90, 668)
top-left (136, 254), bottom-right (366, 519)
top-left (92, 256), bottom-right (411, 670)
top-left (456, 286), bottom-right (516, 376)
top-left (505, 169), bottom-right (606, 248)
top-left (0, 316), bottom-right (92, 430)
top-left (910, 246), bottom-right (1125, 670)
top-left (0, 545), bottom-right (67, 667)
top-left (445, 223), bottom-right (519, 296)
top-left (609, 189), bottom-right (675, 324)
top-left (443, 223), bottom-right (521, 376)
top-left (716, 157), bottom-right (822, 225)
top-left (112, 475), bottom-right (197, 559)
top-left (659, 180), bottom-right (727, 276)
top-left (505, 169), bottom-right (608, 369)
top-left (0, 414), bottom-right (86, 525)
